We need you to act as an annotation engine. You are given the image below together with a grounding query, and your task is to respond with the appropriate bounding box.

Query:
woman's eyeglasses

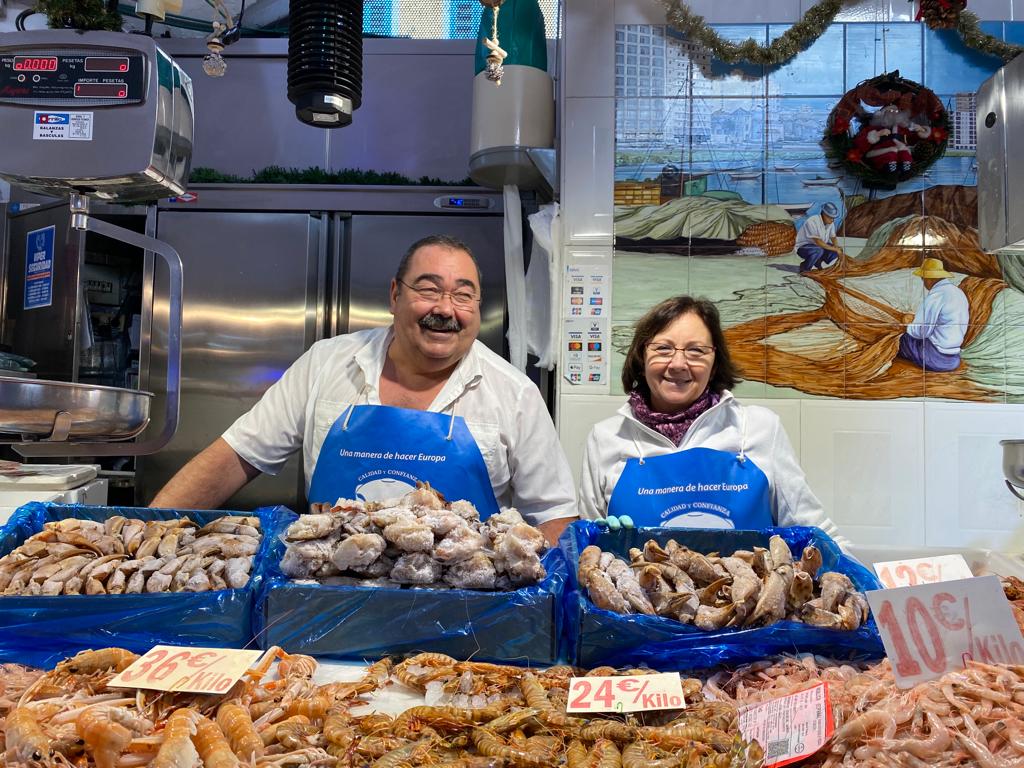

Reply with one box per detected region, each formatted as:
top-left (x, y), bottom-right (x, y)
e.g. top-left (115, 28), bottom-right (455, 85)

top-left (399, 280), bottom-right (480, 309)
top-left (646, 343), bottom-right (715, 363)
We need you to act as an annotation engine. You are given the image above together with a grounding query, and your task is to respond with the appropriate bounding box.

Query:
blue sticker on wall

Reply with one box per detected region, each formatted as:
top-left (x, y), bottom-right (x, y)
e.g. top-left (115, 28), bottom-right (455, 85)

top-left (24, 225), bottom-right (54, 310)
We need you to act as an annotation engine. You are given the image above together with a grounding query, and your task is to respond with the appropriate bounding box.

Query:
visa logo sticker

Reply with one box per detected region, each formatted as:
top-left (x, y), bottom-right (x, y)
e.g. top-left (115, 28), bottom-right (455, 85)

top-left (35, 113), bottom-right (69, 124)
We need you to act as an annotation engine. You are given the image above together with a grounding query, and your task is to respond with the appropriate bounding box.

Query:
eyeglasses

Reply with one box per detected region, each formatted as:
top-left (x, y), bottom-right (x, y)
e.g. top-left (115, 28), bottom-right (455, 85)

top-left (398, 280), bottom-right (480, 309)
top-left (646, 342), bottom-right (715, 363)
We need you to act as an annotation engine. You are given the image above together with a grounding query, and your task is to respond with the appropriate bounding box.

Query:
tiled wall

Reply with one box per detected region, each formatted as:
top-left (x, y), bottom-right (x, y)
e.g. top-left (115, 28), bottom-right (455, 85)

top-left (558, 0), bottom-right (1024, 549)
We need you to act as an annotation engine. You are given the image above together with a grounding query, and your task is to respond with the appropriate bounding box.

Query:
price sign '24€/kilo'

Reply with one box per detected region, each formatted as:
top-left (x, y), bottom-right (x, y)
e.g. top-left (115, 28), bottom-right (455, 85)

top-left (865, 575), bottom-right (1024, 689)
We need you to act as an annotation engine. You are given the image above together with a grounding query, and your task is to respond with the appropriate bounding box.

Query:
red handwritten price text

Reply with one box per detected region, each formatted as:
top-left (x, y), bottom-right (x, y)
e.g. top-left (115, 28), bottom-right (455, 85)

top-left (109, 645), bottom-right (263, 694)
top-left (567, 673), bottom-right (684, 714)
top-left (866, 576), bottom-right (1024, 688)
top-left (873, 555), bottom-right (973, 590)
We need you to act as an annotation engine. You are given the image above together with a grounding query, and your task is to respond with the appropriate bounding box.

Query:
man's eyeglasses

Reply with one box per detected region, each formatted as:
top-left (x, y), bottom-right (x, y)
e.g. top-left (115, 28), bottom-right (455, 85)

top-left (646, 342), bottom-right (715, 363)
top-left (399, 280), bottom-right (480, 309)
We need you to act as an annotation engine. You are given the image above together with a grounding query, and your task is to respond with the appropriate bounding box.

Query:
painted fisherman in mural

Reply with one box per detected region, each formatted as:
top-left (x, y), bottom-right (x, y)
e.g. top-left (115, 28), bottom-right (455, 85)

top-left (897, 257), bottom-right (970, 372)
top-left (795, 202), bottom-right (847, 272)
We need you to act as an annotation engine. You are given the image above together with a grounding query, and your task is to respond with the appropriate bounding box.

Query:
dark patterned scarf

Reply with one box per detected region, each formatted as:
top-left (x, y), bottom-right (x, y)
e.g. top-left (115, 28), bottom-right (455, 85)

top-left (628, 387), bottom-right (720, 446)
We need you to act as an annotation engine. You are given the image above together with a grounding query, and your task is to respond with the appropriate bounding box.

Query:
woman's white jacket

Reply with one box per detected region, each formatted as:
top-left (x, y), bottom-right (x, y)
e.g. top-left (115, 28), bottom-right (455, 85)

top-left (578, 390), bottom-right (850, 549)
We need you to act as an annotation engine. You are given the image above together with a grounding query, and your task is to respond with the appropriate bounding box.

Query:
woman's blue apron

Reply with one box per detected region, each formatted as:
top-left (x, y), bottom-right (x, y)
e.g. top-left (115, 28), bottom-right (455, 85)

top-left (608, 446), bottom-right (772, 529)
top-left (307, 403), bottom-right (501, 519)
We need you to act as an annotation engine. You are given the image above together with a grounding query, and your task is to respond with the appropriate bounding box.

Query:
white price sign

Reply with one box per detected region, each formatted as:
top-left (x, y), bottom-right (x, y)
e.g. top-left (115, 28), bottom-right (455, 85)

top-left (109, 645), bottom-right (263, 694)
top-left (566, 672), bottom-right (684, 714)
top-left (738, 682), bottom-right (834, 768)
top-left (873, 554), bottom-right (974, 589)
top-left (865, 575), bottom-right (1024, 688)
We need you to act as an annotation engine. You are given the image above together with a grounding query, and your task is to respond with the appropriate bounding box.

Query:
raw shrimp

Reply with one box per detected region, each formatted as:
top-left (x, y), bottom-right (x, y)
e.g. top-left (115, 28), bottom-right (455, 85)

top-left (217, 702), bottom-right (265, 760)
top-left (76, 706), bottom-right (133, 768)
top-left (151, 708), bottom-right (199, 768)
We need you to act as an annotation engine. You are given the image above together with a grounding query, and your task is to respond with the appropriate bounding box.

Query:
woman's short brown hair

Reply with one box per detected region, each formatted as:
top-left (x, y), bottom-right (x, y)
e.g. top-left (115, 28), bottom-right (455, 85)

top-left (621, 295), bottom-right (740, 400)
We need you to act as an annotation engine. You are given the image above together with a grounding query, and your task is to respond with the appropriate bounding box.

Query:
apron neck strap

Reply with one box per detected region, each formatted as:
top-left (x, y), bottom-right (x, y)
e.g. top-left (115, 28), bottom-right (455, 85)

top-left (737, 406), bottom-right (747, 463)
top-left (342, 384), bottom-right (372, 431)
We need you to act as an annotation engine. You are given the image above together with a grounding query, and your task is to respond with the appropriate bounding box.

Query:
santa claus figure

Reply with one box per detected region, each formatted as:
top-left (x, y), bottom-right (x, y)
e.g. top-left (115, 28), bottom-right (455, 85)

top-left (852, 104), bottom-right (931, 178)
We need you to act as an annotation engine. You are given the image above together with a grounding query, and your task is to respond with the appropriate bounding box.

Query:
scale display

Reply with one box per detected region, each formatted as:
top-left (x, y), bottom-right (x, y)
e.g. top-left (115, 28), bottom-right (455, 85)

top-left (13, 56), bottom-right (58, 72)
top-left (0, 49), bottom-right (144, 104)
top-left (85, 57), bottom-right (129, 73)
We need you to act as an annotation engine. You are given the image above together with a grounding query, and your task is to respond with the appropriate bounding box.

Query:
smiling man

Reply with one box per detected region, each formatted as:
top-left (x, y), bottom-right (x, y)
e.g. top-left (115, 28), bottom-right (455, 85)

top-left (151, 235), bottom-right (577, 543)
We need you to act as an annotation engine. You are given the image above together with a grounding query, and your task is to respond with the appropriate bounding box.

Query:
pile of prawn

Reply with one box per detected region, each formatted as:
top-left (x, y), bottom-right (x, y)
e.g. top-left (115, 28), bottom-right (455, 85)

top-left (707, 653), bottom-right (1024, 767)
top-left (281, 483), bottom-right (548, 590)
top-left (0, 648), bottom-right (763, 768)
top-left (0, 516), bottom-right (261, 596)
top-left (578, 535), bottom-right (869, 631)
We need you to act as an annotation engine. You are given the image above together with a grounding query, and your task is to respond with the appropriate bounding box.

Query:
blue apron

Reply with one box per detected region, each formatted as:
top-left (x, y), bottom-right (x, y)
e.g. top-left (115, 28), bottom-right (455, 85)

top-left (608, 446), bottom-right (772, 529)
top-left (307, 403), bottom-right (501, 520)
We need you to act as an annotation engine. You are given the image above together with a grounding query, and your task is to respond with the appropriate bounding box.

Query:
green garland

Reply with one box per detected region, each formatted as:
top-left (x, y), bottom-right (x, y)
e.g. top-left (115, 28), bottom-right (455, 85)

top-left (189, 166), bottom-right (476, 187)
top-left (35, 0), bottom-right (122, 31)
top-left (659, 0), bottom-right (1023, 66)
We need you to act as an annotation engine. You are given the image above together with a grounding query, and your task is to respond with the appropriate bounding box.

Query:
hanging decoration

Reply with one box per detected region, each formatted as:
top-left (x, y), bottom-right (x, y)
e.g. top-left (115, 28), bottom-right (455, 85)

top-left (824, 72), bottom-right (949, 188)
top-left (479, 0), bottom-right (507, 86)
top-left (658, 0), bottom-right (1023, 65)
top-left (914, 0), bottom-right (967, 30)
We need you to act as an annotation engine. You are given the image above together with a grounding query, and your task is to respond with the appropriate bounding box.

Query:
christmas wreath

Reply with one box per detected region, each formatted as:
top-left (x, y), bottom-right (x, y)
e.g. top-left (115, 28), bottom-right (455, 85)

top-left (823, 72), bottom-right (950, 189)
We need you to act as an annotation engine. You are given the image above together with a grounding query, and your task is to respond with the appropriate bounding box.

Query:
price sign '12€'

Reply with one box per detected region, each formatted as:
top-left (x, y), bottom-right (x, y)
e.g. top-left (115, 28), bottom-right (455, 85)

top-left (109, 646), bottom-right (264, 695)
top-left (865, 575), bottom-right (1024, 688)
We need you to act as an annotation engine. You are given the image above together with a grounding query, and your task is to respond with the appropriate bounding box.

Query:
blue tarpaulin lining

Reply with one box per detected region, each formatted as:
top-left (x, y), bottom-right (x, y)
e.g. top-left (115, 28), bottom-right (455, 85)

top-left (254, 529), bottom-right (569, 665)
top-left (0, 503), bottom-right (295, 669)
top-left (560, 521), bottom-right (885, 669)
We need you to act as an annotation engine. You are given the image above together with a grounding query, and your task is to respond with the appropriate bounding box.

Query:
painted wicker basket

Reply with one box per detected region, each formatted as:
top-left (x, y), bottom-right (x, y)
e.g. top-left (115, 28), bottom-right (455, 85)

top-left (736, 220), bottom-right (796, 256)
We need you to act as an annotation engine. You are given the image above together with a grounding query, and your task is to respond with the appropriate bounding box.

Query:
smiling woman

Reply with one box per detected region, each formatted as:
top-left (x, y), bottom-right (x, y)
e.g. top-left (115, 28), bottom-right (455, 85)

top-left (578, 294), bottom-right (850, 548)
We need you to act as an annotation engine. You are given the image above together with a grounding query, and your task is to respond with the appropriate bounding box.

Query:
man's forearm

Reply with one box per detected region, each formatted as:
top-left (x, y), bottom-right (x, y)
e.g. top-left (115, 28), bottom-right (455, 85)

top-left (149, 437), bottom-right (260, 509)
top-left (537, 516), bottom-right (576, 546)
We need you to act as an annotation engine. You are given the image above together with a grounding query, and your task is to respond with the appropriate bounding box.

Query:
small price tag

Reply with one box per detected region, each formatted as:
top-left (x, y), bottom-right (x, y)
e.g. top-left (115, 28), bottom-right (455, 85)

top-left (873, 554), bottom-right (974, 589)
top-left (737, 682), bottom-right (834, 768)
top-left (566, 672), bottom-right (684, 714)
top-left (865, 575), bottom-right (1024, 689)
top-left (109, 645), bottom-right (263, 695)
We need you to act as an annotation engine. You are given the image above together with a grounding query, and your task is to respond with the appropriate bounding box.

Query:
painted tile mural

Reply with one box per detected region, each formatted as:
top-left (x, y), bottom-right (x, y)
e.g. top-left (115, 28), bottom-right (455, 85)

top-left (612, 22), bottom-right (1024, 403)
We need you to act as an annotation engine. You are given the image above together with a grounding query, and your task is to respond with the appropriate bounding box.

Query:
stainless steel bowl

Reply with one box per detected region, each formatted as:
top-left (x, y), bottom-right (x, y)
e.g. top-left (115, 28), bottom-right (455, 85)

top-left (1001, 439), bottom-right (1024, 501)
top-left (0, 379), bottom-right (152, 440)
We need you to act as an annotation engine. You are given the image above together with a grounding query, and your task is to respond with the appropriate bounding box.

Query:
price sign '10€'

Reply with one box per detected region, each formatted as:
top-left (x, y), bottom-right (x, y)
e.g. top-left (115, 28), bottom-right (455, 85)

top-left (566, 672), bottom-right (684, 714)
top-left (865, 575), bottom-right (1024, 689)
top-left (109, 646), bottom-right (264, 695)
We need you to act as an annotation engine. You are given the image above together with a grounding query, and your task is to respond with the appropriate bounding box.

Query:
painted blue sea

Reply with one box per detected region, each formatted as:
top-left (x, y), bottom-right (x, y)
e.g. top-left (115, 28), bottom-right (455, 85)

top-left (615, 153), bottom-right (978, 218)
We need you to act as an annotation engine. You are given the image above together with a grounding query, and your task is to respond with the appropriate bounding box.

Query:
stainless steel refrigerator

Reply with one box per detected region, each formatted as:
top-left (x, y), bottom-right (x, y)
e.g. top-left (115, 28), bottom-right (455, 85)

top-left (138, 185), bottom-right (506, 511)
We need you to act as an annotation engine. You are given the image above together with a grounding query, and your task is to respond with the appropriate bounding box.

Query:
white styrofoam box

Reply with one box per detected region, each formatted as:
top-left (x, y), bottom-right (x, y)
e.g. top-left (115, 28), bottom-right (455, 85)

top-left (561, 97), bottom-right (615, 245)
top-left (0, 491), bottom-right (62, 527)
top-left (923, 401), bottom-right (1024, 550)
top-left (0, 464), bottom-right (99, 491)
top-left (61, 478), bottom-right (109, 506)
top-left (558, 394), bottom-right (627, 485)
top-left (564, 0), bottom-right (615, 98)
top-left (745, 398), bottom-right (801, 457)
top-left (846, 544), bottom-right (1024, 580)
top-left (1016, 0), bottom-right (1024, 20)
top-left (800, 400), bottom-right (925, 547)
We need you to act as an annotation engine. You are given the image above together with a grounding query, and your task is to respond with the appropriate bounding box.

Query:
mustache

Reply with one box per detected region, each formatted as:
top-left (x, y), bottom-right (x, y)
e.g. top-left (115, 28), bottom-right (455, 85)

top-left (418, 312), bottom-right (462, 332)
